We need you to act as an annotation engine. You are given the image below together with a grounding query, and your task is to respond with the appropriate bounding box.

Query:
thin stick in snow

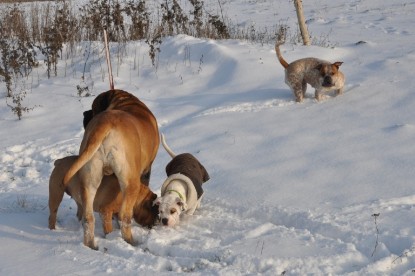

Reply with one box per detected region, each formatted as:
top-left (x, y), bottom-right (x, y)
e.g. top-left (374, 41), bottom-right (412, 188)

top-left (371, 213), bottom-right (380, 258)
top-left (103, 29), bottom-right (114, 90)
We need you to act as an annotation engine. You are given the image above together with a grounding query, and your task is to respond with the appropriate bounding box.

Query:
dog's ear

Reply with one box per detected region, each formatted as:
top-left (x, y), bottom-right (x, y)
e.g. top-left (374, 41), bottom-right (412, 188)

top-left (83, 110), bottom-right (93, 129)
top-left (153, 197), bottom-right (162, 206)
top-left (333, 62), bottom-right (343, 69)
top-left (176, 197), bottom-right (188, 211)
top-left (200, 164), bottom-right (210, 183)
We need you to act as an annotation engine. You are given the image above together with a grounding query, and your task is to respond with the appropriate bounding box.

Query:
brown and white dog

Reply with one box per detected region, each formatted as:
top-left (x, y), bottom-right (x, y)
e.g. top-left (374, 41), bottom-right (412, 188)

top-left (49, 156), bottom-right (158, 234)
top-left (63, 89), bottom-right (159, 249)
top-left (153, 134), bottom-right (210, 227)
top-left (275, 40), bottom-right (345, 102)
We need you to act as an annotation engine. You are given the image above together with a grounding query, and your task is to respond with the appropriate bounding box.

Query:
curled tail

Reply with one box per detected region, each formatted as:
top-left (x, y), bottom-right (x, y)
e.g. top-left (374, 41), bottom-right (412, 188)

top-left (275, 42), bottom-right (289, 69)
top-left (63, 124), bottom-right (111, 186)
top-left (275, 26), bottom-right (289, 69)
top-left (161, 133), bottom-right (176, 158)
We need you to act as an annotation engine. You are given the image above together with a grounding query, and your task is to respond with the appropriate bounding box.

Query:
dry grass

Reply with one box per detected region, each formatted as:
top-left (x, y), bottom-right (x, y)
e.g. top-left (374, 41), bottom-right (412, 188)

top-left (0, 0), bottom-right (292, 119)
top-left (0, 0), bottom-right (50, 3)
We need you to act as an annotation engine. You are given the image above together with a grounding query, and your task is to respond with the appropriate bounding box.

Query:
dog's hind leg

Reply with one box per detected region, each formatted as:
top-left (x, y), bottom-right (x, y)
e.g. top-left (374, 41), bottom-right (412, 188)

top-left (301, 80), bottom-right (307, 99)
top-left (118, 180), bottom-right (140, 245)
top-left (79, 161), bottom-right (103, 250)
top-left (288, 80), bottom-right (305, 102)
top-left (293, 86), bottom-right (304, 102)
top-left (81, 184), bottom-right (99, 250)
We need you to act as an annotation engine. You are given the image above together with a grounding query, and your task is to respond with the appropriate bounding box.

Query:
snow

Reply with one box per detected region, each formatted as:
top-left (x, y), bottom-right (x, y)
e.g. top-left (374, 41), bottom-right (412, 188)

top-left (1, 0), bottom-right (415, 274)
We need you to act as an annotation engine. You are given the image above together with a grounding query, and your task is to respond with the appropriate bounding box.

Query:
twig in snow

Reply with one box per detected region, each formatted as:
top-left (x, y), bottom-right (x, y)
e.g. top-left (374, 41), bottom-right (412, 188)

top-left (392, 246), bottom-right (415, 264)
top-left (254, 240), bottom-right (265, 256)
top-left (371, 213), bottom-right (380, 258)
top-left (103, 29), bottom-right (114, 90)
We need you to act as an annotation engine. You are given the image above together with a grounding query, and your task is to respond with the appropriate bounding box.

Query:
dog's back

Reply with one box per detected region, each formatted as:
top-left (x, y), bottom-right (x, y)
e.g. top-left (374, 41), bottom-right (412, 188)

top-left (161, 134), bottom-right (210, 198)
top-left (166, 153), bottom-right (210, 198)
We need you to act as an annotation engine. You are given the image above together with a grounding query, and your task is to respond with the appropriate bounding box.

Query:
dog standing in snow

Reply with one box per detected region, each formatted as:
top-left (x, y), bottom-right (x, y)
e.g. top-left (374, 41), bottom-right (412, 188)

top-left (153, 134), bottom-right (210, 227)
top-left (48, 156), bottom-right (158, 233)
top-left (275, 30), bottom-right (345, 102)
top-left (63, 90), bottom-right (159, 249)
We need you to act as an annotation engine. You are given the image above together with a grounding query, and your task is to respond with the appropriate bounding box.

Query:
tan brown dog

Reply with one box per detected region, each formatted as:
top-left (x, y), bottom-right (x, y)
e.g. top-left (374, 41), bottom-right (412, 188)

top-left (275, 40), bottom-right (345, 102)
top-left (49, 156), bottom-right (158, 234)
top-left (63, 89), bottom-right (159, 249)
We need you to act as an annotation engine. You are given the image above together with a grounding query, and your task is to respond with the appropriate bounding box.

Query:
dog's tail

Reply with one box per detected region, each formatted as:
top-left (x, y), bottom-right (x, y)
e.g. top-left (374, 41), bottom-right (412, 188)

top-left (63, 123), bottom-right (111, 187)
top-left (275, 27), bottom-right (289, 69)
top-left (161, 133), bottom-right (176, 158)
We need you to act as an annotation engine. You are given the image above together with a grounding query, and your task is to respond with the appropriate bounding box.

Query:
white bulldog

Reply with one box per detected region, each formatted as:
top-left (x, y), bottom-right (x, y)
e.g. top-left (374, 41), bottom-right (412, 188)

top-left (154, 134), bottom-right (210, 226)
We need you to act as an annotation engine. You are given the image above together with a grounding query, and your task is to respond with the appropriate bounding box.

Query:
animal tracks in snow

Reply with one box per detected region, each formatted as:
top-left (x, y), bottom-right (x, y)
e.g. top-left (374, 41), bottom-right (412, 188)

top-left (198, 99), bottom-right (295, 116)
top-left (196, 83), bottom-right (362, 117)
top-left (51, 198), bottom-right (376, 274)
top-left (1, 153), bottom-right (415, 275)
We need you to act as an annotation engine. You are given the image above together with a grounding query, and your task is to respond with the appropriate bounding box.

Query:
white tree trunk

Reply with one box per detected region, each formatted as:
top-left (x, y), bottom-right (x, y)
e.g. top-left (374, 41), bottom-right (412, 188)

top-left (294, 0), bottom-right (311, 46)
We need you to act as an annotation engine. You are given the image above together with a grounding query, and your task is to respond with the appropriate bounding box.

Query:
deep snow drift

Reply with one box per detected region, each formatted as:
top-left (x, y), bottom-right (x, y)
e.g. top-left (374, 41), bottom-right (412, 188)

top-left (1, 0), bottom-right (415, 275)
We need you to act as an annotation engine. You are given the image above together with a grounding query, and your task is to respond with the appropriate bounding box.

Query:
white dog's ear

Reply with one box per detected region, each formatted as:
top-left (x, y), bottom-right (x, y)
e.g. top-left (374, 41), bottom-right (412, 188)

top-left (176, 198), bottom-right (187, 211)
top-left (153, 197), bottom-right (162, 206)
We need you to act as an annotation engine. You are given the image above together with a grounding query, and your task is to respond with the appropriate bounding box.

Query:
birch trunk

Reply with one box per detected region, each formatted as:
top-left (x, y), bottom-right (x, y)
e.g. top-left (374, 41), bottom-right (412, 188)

top-left (294, 0), bottom-right (311, 46)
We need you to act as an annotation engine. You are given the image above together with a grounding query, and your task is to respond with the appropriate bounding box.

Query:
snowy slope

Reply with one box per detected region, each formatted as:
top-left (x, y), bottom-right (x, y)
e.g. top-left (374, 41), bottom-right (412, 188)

top-left (1, 0), bottom-right (415, 275)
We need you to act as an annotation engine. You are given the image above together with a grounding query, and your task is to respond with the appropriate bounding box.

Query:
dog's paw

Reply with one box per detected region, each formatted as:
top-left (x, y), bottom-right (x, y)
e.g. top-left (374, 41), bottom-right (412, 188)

top-left (84, 242), bottom-right (99, 251)
top-left (126, 238), bottom-right (138, 247)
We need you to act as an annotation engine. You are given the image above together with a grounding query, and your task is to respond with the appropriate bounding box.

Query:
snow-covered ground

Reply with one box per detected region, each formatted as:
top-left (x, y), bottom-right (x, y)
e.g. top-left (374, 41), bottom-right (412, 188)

top-left (1, 0), bottom-right (415, 274)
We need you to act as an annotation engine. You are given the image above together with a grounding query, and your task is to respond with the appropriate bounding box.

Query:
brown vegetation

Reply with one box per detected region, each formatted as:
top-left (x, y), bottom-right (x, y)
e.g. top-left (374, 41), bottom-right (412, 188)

top-left (0, 0), bottom-right (286, 119)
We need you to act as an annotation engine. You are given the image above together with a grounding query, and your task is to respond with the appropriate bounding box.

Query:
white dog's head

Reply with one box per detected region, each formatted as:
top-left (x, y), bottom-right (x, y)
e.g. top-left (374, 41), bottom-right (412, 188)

top-left (153, 194), bottom-right (187, 227)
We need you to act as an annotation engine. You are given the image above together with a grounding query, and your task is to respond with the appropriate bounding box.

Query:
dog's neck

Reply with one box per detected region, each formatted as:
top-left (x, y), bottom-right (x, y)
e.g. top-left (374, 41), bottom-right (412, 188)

top-left (165, 179), bottom-right (187, 202)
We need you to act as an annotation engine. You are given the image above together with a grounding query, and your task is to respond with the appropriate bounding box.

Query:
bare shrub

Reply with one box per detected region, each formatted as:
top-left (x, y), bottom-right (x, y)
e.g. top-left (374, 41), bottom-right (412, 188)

top-left (160, 0), bottom-right (189, 36)
top-left (0, 5), bottom-right (38, 96)
top-left (40, 24), bottom-right (63, 78)
top-left (146, 27), bottom-right (163, 68)
top-left (6, 86), bottom-right (36, 120)
top-left (79, 0), bottom-right (126, 42)
top-left (189, 0), bottom-right (204, 36)
top-left (0, 0), bottom-right (303, 104)
top-left (54, 1), bottom-right (80, 52)
top-left (124, 0), bottom-right (150, 40)
top-left (79, 0), bottom-right (110, 41)
top-left (110, 0), bottom-right (126, 42)
top-left (29, 3), bottom-right (42, 44)
top-left (207, 14), bottom-right (230, 39)
top-left (76, 82), bottom-right (91, 97)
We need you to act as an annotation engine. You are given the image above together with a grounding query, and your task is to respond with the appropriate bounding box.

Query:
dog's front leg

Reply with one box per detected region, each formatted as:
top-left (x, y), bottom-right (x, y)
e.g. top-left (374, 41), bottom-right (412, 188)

top-left (76, 202), bottom-right (83, 221)
top-left (48, 185), bottom-right (65, 230)
top-left (315, 90), bottom-right (323, 101)
top-left (100, 210), bottom-right (113, 236)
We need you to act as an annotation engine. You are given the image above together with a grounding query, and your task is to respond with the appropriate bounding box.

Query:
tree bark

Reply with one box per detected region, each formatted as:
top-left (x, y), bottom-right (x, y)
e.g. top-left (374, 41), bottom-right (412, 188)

top-left (294, 0), bottom-right (311, 46)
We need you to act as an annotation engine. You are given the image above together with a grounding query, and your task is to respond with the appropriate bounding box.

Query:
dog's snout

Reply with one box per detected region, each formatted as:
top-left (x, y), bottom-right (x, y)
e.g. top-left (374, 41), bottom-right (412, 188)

top-left (161, 218), bottom-right (168, 225)
top-left (324, 75), bottom-right (332, 83)
top-left (322, 75), bottom-right (333, 87)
